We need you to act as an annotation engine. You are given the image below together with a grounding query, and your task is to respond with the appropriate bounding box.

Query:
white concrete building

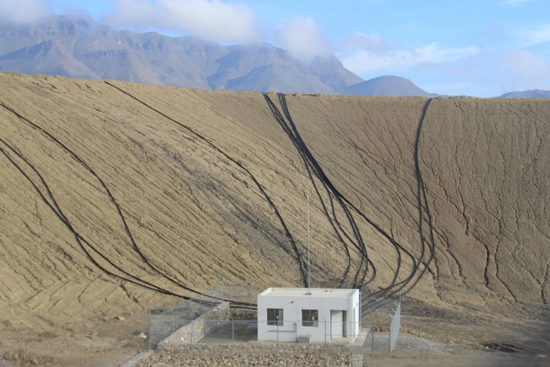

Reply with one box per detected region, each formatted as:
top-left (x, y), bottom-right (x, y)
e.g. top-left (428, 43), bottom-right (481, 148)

top-left (257, 287), bottom-right (360, 344)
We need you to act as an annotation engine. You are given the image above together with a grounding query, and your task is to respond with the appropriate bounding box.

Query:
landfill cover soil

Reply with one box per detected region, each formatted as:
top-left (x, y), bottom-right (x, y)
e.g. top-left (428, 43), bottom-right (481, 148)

top-left (0, 72), bottom-right (548, 366)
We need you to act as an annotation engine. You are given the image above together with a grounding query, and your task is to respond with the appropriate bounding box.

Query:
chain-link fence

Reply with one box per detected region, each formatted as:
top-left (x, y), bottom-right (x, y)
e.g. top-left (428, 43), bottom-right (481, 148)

top-left (197, 320), bottom-right (367, 345)
top-left (360, 294), bottom-right (403, 358)
top-left (389, 296), bottom-right (401, 357)
top-left (157, 319), bottom-right (373, 359)
top-left (149, 285), bottom-right (404, 362)
top-left (148, 285), bottom-right (265, 350)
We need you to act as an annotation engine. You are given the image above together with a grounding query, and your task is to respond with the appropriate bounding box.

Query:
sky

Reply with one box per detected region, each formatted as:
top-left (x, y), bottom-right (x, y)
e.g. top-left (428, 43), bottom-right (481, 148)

top-left (1, 0), bottom-right (550, 97)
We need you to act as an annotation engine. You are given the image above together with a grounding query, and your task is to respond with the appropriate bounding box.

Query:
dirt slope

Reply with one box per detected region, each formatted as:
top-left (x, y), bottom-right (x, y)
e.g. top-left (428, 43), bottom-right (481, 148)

top-left (0, 72), bottom-right (548, 365)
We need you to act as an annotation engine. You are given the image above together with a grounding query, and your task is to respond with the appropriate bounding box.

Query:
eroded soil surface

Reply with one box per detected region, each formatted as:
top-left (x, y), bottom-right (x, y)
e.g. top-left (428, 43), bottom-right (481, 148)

top-left (0, 73), bottom-right (548, 365)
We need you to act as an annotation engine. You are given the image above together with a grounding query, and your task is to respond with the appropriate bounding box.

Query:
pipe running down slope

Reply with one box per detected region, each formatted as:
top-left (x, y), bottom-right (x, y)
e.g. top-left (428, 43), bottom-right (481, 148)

top-left (263, 94), bottom-right (436, 314)
top-left (0, 82), bottom-right (436, 313)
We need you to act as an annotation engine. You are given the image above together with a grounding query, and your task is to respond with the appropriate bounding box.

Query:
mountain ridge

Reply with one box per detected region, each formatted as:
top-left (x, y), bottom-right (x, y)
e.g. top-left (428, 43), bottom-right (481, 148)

top-left (0, 15), bottom-right (447, 96)
top-left (498, 89), bottom-right (550, 98)
top-left (342, 75), bottom-right (435, 97)
top-left (0, 16), bottom-right (545, 98)
top-left (0, 15), bottom-right (362, 93)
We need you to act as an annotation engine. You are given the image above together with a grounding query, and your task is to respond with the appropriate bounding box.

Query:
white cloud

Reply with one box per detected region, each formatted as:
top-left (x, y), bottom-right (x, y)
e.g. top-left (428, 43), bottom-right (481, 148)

top-left (276, 16), bottom-right (333, 64)
top-left (338, 32), bottom-right (479, 75)
top-left (0, 0), bottom-right (51, 23)
top-left (103, 0), bottom-right (264, 44)
top-left (341, 32), bottom-right (391, 54)
top-left (520, 23), bottom-right (550, 46)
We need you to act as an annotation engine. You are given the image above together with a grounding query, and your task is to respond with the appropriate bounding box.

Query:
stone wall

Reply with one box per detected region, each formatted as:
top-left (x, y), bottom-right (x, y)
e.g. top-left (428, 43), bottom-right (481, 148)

top-left (157, 341), bottom-right (357, 357)
top-left (158, 302), bottom-right (230, 346)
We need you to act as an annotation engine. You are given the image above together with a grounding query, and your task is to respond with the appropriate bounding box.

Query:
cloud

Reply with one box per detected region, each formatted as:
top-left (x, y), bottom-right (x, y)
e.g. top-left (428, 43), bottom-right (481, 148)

top-left (103, 0), bottom-right (264, 44)
top-left (341, 32), bottom-right (392, 55)
top-left (0, 0), bottom-right (52, 23)
top-left (338, 32), bottom-right (479, 75)
top-left (276, 16), bottom-right (333, 64)
top-left (520, 23), bottom-right (550, 46)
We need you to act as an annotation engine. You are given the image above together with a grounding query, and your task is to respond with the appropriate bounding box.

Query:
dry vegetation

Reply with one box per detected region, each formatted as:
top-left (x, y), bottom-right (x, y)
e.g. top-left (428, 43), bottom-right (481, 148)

top-left (0, 72), bottom-right (548, 366)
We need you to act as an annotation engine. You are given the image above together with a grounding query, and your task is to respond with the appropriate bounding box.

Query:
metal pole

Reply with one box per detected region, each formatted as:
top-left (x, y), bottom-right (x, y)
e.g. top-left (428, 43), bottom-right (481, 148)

top-left (371, 316), bottom-right (374, 357)
top-left (324, 318), bottom-right (327, 346)
top-left (222, 278), bottom-right (225, 303)
top-left (148, 310), bottom-right (152, 351)
top-left (307, 176), bottom-right (311, 293)
top-left (249, 285), bottom-right (252, 311)
top-left (389, 315), bottom-right (392, 358)
top-left (277, 315), bottom-right (280, 353)
top-left (161, 310), bottom-right (165, 344)
top-left (359, 291), bottom-right (362, 326)
top-left (232, 318), bottom-right (235, 354)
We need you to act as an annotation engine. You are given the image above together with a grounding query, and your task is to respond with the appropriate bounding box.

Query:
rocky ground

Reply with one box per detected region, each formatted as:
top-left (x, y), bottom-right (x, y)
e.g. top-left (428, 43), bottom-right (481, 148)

top-left (136, 353), bottom-right (358, 367)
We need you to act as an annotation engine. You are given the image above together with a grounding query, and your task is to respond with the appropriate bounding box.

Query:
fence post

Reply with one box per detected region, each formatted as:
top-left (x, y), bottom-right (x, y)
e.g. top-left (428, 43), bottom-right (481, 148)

top-left (277, 316), bottom-right (280, 353)
top-left (148, 310), bottom-right (152, 351)
top-left (249, 286), bottom-right (252, 311)
top-left (222, 278), bottom-right (225, 303)
top-left (359, 290), bottom-right (362, 328)
top-left (161, 311), bottom-right (165, 345)
top-left (324, 318), bottom-right (327, 346)
top-left (389, 315), bottom-right (392, 357)
top-left (371, 316), bottom-right (374, 357)
top-left (232, 318), bottom-right (235, 354)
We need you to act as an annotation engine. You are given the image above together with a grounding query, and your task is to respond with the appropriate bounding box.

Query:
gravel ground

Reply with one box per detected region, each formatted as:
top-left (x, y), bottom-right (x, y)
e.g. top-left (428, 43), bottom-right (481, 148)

top-left (135, 352), bottom-right (360, 366)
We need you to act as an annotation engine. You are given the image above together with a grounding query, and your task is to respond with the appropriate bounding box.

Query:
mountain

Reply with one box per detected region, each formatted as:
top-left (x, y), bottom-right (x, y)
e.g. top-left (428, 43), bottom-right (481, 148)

top-left (342, 75), bottom-right (434, 97)
top-left (0, 39), bottom-right (95, 78)
top-left (498, 89), bottom-right (550, 98)
top-left (0, 15), bottom-right (362, 93)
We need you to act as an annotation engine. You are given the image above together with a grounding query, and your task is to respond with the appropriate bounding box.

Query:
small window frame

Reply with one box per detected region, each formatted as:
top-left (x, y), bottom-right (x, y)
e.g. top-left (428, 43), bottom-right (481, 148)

top-left (302, 309), bottom-right (319, 327)
top-left (267, 308), bottom-right (283, 326)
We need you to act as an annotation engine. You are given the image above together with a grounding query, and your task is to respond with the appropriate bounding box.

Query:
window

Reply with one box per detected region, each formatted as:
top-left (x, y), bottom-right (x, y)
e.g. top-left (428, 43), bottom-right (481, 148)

top-left (267, 308), bottom-right (283, 326)
top-left (302, 309), bottom-right (319, 327)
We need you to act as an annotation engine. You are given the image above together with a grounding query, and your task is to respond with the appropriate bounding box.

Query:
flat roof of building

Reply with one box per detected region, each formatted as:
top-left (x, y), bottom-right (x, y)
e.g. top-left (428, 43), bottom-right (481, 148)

top-left (259, 287), bottom-right (357, 298)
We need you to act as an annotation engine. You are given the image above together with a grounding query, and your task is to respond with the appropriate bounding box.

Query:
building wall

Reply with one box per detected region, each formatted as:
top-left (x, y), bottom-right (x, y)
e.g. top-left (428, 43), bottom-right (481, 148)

top-left (351, 290), bottom-right (360, 341)
top-left (257, 290), bottom-right (360, 343)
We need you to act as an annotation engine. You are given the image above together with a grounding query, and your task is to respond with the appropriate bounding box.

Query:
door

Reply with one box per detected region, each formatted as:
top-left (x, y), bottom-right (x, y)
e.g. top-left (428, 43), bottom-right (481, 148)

top-left (331, 310), bottom-right (345, 338)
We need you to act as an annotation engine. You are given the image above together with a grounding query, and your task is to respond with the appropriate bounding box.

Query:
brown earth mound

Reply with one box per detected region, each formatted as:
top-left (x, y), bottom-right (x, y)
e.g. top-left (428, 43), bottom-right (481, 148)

top-left (0, 72), bottom-right (548, 366)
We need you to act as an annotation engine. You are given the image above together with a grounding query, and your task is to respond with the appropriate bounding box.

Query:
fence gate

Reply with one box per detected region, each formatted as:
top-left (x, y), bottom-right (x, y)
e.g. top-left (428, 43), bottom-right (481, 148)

top-left (388, 296), bottom-right (401, 357)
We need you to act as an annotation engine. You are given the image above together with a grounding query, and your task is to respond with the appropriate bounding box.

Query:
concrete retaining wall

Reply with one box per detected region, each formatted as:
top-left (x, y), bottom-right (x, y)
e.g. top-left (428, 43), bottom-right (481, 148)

top-left (158, 302), bottom-right (230, 346)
